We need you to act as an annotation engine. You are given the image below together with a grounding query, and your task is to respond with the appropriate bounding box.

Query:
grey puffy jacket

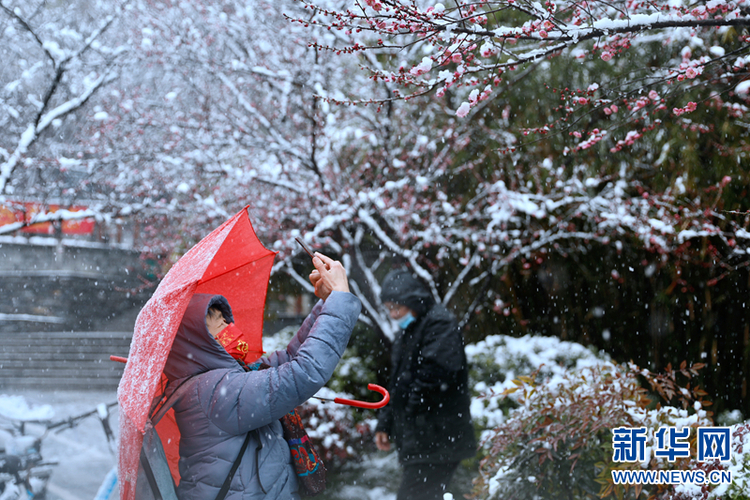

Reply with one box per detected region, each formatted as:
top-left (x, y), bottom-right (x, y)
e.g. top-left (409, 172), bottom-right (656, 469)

top-left (162, 291), bottom-right (361, 500)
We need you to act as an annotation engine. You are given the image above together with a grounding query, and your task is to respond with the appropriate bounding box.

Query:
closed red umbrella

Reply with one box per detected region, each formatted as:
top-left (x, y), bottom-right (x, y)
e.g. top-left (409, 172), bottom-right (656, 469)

top-left (116, 206), bottom-right (276, 500)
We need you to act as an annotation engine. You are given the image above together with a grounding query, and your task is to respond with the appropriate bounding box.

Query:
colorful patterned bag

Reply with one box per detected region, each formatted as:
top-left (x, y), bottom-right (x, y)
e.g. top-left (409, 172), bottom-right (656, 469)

top-left (281, 409), bottom-right (327, 496)
top-left (234, 357), bottom-right (327, 496)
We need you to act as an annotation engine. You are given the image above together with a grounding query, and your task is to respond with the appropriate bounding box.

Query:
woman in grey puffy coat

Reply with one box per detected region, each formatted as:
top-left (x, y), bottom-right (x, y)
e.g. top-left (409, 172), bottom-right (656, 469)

top-left (162, 253), bottom-right (361, 500)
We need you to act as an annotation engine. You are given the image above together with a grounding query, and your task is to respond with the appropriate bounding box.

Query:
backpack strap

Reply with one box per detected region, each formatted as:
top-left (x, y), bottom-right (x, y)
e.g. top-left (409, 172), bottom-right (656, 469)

top-left (150, 374), bottom-right (200, 425)
top-left (214, 431), bottom-right (253, 500)
top-left (139, 443), bottom-right (166, 500)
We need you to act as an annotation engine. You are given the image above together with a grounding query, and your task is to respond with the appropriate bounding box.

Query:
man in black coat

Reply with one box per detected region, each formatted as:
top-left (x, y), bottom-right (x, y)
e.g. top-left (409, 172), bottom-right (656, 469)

top-left (375, 269), bottom-right (476, 500)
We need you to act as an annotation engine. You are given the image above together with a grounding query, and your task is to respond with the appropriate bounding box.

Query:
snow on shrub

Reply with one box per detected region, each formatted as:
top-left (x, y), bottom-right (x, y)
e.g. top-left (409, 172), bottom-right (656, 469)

top-left (466, 334), bottom-right (612, 429)
top-left (466, 334), bottom-right (750, 500)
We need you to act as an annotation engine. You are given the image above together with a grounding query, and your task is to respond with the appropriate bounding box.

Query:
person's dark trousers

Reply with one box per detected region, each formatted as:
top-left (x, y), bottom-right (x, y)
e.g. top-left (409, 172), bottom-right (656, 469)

top-left (396, 461), bottom-right (459, 500)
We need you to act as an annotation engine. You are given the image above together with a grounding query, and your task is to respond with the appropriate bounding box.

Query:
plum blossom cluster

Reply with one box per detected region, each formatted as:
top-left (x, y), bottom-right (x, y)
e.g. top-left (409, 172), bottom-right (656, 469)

top-left (573, 128), bottom-right (608, 151)
top-left (456, 85), bottom-right (493, 117)
top-left (294, 0), bottom-right (749, 88)
top-left (670, 46), bottom-right (708, 81)
top-left (610, 130), bottom-right (644, 152)
top-left (288, 0), bottom-right (750, 157)
top-left (673, 101), bottom-right (699, 116)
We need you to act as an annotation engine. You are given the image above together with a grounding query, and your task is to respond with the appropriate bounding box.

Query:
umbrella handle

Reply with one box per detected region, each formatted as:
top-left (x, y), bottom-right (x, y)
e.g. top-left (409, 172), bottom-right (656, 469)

top-left (333, 384), bottom-right (390, 409)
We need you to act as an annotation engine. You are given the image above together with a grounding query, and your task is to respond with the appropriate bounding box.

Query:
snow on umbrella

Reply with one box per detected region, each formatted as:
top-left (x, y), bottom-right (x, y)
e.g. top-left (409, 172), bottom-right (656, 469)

top-left (116, 206), bottom-right (276, 500)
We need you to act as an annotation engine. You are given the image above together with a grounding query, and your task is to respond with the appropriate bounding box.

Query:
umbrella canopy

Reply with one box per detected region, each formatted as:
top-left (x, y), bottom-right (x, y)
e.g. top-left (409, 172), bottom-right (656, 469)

top-left (117, 206), bottom-right (276, 500)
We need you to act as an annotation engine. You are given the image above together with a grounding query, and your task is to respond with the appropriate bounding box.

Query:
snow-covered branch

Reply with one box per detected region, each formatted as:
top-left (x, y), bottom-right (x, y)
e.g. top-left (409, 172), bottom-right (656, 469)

top-left (0, 71), bottom-right (112, 194)
top-left (443, 251), bottom-right (481, 305)
top-left (62, 1), bottom-right (130, 67)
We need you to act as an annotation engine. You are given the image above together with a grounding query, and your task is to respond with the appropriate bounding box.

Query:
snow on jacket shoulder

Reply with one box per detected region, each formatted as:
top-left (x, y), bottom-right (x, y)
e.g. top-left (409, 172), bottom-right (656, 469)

top-left (163, 291), bottom-right (361, 500)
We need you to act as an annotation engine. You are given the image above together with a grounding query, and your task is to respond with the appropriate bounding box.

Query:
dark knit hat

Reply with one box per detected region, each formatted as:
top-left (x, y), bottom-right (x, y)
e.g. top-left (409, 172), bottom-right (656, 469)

top-left (380, 269), bottom-right (434, 317)
top-left (208, 295), bottom-right (234, 324)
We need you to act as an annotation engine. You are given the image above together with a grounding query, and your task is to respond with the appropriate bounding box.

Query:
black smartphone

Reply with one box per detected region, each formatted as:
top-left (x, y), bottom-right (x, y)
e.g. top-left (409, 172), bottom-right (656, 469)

top-left (295, 237), bottom-right (315, 259)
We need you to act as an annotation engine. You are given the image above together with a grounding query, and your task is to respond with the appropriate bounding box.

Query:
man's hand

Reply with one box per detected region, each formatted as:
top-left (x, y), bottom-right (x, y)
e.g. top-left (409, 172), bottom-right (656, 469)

top-left (308, 252), bottom-right (350, 300)
top-left (375, 431), bottom-right (391, 451)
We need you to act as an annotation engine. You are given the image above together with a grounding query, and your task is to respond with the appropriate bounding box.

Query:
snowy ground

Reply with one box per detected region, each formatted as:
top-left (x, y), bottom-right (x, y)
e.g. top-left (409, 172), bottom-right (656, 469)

top-left (0, 389), bottom-right (119, 500)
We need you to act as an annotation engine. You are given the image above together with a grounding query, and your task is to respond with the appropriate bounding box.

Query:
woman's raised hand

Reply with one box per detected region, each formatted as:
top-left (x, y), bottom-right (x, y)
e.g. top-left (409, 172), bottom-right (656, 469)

top-left (308, 252), bottom-right (350, 300)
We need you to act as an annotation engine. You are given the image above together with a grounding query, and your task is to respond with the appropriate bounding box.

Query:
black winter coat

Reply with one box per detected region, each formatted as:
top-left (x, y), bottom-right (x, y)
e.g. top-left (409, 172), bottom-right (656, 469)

top-left (376, 271), bottom-right (476, 464)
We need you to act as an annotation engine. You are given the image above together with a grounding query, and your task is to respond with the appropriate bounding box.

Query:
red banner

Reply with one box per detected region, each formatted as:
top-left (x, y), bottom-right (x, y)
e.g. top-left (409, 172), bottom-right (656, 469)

top-left (0, 201), bottom-right (96, 235)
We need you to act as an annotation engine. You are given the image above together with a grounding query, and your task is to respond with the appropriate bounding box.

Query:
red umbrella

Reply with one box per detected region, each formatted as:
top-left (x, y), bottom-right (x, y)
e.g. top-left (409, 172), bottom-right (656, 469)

top-left (116, 206), bottom-right (276, 500)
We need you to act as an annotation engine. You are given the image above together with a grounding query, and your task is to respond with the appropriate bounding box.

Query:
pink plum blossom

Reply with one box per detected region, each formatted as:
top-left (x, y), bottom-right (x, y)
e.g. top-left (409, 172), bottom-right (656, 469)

top-left (365, 0), bottom-right (383, 10)
top-left (673, 102), bottom-right (698, 116)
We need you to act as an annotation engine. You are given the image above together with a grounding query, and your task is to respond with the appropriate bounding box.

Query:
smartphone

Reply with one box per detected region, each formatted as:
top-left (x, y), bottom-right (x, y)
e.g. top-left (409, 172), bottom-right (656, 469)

top-left (295, 237), bottom-right (315, 259)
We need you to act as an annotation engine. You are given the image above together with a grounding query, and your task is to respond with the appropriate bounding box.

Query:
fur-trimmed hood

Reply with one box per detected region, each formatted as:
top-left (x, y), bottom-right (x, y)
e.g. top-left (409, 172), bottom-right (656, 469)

top-left (163, 293), bottom-right (240, 382)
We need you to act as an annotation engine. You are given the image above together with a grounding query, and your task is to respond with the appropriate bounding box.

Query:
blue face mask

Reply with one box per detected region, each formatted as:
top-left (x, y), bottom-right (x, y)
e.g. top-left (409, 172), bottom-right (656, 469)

top-left (398, 313), bottom-right (416, 329)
